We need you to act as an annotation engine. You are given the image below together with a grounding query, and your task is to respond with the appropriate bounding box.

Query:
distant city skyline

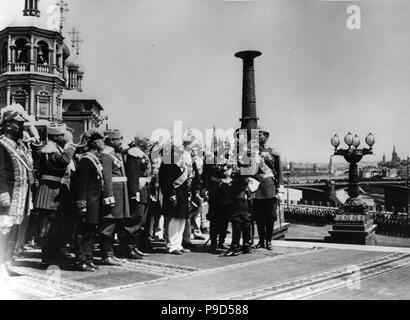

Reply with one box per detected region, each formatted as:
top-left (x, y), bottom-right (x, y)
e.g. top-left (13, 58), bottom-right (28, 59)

top-left (1, 0), bottom-right (410, 163)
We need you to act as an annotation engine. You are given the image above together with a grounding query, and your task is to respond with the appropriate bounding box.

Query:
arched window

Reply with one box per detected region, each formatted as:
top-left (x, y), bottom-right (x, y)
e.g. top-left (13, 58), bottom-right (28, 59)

top-left (36, 89), bottom-right (51, 118)
top-left (12, 88), bottom-right (29, 111)
top-left (15, 38), bottom-right (29, 63)
top-left (37, 41), bottom-right (49, 65)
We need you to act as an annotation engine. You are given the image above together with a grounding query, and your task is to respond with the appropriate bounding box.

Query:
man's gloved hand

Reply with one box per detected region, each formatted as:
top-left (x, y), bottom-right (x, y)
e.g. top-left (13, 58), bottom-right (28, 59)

top-left (103, 197), bottom-right (116, 207)
top-left (276, 192), bottom-right (285, 202)
top-left (169, 195), bottom-right (178, 207)
top-left (0, 192), bottom-right (11, 208)
top-left (278, 185), bottom-right (285, 194)
top-left (27, 123), bottom-right (40, 142)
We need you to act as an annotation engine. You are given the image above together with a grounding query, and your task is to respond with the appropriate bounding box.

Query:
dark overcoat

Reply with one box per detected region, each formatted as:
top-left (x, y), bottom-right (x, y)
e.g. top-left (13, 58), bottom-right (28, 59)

top-left (254, 147), bottom-right (283, 199)
top-left (74, 153), bottom-right (103, 225)
top-left (100, 147), bottom-right (130, 219)
top-left (159, 162), bottom-right (189, 220)
top-left (125, 147), bottom-right (152, 222)
top-left (125, 147), bottom-right (151, 204)
top-left (34, 141), bottom-right (76, 212)
top-left (0, 136), bottom-right (33, 223)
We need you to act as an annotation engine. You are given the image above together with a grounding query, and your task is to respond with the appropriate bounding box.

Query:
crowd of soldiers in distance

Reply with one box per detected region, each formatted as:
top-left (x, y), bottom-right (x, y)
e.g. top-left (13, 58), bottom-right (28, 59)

top-left (371, 212), bottom-right (410, 238)
top-left (283, 206), bottom-right (337, 226)
top-left (284, 203), bottom-right (410, 238)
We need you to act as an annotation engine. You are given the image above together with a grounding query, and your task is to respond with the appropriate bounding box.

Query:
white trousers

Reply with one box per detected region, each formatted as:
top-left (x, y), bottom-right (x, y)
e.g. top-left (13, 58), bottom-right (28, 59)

top-left (166, 218), bottom-right (186, 252)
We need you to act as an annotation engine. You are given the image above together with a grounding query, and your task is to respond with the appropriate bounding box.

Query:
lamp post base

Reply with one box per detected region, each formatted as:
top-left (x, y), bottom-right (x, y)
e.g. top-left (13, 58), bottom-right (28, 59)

top-left (325, 214), bottom-right (377, 245)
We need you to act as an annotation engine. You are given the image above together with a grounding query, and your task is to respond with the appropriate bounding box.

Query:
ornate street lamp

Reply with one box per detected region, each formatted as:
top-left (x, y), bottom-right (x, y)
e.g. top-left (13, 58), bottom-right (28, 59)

top-left (331, 132), bottom-right (374, 204)
top-left (327, 132), bottom-right (377, 245)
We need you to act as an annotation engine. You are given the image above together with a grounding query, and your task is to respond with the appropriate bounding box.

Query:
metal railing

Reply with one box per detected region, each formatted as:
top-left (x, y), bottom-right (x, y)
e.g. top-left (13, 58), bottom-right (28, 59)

top-left (13, 63), bottom-right (28, 72)
top-left (36, 64), bottom-right (50, 74)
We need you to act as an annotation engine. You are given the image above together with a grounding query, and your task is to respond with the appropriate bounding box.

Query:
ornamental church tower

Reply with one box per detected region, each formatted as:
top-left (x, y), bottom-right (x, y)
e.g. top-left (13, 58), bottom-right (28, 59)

top-left (0, 0), bottom-right (70, 137)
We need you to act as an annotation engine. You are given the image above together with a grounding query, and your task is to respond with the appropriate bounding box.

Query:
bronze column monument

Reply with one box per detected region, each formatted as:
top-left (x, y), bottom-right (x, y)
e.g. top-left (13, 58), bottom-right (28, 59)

top-left (235, 50), bottom-right (261, 135)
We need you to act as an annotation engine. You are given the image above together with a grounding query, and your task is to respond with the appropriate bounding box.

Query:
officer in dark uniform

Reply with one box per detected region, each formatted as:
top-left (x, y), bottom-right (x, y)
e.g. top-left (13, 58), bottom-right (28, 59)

top-left (34, 123), bottom-right (77, 266)
top-left (99, 129), bottom-right (130, 265)
top-left (203, 141), bottom-right (234, 253)
top-left (159, 143), bottom-right (191, 254)
top-left (58, 129), bottom-right (80, 259)
top-left (74, 128), bottom-right (105, 271)
top-left (122, 135), bottom-right (152, 259)
top-left (252, 129), bottom-right (283, 250)
top-left (223, 131), bottom-right (254, 257)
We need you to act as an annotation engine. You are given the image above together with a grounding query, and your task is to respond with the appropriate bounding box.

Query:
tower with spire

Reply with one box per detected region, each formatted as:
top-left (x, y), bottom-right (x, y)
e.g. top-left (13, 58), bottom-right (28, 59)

top-left (61, 26), bottom-right (105, 141)
top-left (23, 0), bottom-right (41, 17)
top-left (0, 0), bottom-right (105, 142)
top-left (392, 145), bottom-right (401, 162)
top-left (0, 0), bottom-right (71, 138)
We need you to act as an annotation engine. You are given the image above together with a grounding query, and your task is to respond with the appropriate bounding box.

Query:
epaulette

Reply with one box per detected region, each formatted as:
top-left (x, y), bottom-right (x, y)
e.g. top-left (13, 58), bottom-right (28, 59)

top-left (101, 147), bottom-right (122, 168)
top-left (41, 141), bottom-right (60, 154)
top-left (101, 146), bottom-right (115, 155)
top-left (128, 147), bottom-right (145, 158)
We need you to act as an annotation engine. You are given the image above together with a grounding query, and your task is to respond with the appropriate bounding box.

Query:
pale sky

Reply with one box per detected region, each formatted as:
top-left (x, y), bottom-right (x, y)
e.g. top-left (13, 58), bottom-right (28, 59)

top-left (1, 0), bottom-right (410, 163)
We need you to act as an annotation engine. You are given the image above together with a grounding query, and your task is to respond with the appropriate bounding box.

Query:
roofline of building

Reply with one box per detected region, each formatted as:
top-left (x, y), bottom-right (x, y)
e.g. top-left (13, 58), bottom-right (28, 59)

top-left (0, 26), bottom-right (64, 41)
top-left (63, 98), bottom-right (103, 111)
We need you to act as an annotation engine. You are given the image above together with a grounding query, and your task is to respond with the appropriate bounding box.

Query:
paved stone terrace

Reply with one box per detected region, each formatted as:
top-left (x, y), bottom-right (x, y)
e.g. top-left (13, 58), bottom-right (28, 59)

top-left (2, 238), bottom-right (410, 300)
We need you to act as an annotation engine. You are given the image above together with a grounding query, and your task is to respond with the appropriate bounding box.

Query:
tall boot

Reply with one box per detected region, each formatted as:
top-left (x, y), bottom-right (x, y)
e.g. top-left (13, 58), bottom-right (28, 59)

top-left (127, 245), bottom-right (144, 260)
top-left (218, 215), bottom-right (230, 250)
top-left (99, 234), bottom-right (114, 260)
top-left (265, 219), bottom-right (274, 244)
top-left (224, 220), bottom-right (241, 256)
top-left (99, 234), bottom-right (121, 265)
top-left (132, 232), bottom-right (150, 256)
top-left (241, 219), bottom-right (253, 254)
top-left (209, 217), bottom-right (218, 252)
top-left (255, 220), bottom-right (266, 248)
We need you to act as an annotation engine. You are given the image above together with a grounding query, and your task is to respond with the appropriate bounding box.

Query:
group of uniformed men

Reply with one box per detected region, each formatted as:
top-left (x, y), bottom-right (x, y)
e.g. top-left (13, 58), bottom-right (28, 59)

top-left (372, 213), bottom-right (410, 238)
top-left (284, 206), bottom-right (337, 227)
top-left (0, 103), bottom-right (285, 277)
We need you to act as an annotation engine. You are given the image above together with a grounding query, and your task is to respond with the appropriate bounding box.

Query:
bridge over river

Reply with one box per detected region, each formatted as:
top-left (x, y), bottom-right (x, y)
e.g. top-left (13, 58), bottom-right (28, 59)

top-left (285, 179), bottom-right (410, 211)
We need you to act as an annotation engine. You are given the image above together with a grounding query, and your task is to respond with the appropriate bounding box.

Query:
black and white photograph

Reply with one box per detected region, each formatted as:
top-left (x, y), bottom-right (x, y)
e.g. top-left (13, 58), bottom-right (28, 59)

top-left (1, 0), bottom-right (410, 307)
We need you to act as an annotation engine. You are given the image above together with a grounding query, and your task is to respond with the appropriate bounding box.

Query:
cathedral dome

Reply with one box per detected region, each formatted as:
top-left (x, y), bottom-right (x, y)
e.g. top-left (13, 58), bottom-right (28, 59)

top-left (62, 43), bottom-right (71, 59)
top-left (77, 63), bottom-right (85, 74)
top-left (8, 15), bottom-right (56, 32)
top-left (65, 59), bottom-right (79, 69)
